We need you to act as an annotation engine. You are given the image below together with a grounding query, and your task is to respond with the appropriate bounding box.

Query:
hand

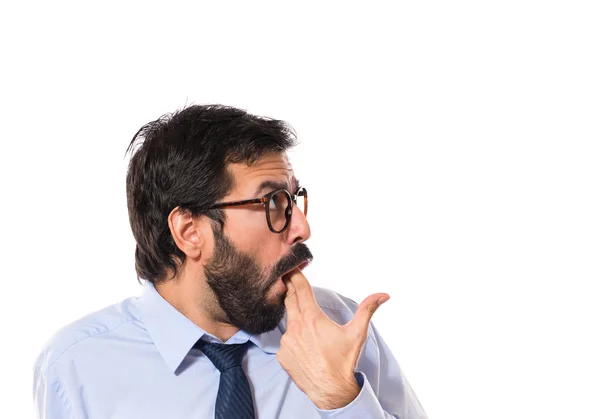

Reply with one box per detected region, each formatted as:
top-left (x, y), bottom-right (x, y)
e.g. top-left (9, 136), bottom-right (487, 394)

top-left (276, 268), bottom-right (390, 410)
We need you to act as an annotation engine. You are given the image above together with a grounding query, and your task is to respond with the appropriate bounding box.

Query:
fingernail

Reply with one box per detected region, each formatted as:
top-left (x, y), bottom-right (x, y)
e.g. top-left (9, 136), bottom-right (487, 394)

top-left (377, 295), bottom-right (390, 306)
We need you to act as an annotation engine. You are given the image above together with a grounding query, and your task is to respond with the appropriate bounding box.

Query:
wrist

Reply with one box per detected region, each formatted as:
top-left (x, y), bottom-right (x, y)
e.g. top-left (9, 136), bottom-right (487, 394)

top-left (313, 375), bottom-right (360, 410)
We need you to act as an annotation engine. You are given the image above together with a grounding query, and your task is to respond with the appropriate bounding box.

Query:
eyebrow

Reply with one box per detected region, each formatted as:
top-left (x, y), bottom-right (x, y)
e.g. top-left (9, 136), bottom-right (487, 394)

top-left (254, 177), bottom-right (300, 196)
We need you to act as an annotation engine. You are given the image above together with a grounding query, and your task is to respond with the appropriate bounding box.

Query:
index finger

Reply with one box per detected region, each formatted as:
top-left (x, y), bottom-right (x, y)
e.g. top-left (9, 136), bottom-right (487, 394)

top-left (283, 276), bottom-right (300, 321)
top-left (287, 267), bottom-right (318, 312)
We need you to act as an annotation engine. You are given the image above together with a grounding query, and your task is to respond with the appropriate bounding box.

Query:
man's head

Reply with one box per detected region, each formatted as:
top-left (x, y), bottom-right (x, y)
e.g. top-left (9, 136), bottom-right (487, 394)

top-left (126, 105), bottom-right (312, 334)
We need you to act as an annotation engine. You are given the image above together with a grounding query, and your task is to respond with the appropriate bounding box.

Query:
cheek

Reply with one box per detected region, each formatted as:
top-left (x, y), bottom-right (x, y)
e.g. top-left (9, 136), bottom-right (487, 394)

top-left (225, 209), bottom-right (273, 247)
top-left (224, 210), bottom-right (284, 267)
top-left (226, 205), bottom-right (268, 233)
top-left (231, 229), bottom-right (282, 267)
top-left (246, 236), bottom-right (281, 267)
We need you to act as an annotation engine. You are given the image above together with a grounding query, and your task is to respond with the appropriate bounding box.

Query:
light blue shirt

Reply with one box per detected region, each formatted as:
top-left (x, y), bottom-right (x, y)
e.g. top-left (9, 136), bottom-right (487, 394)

top-left (33, 281), bottom-right (427, 418)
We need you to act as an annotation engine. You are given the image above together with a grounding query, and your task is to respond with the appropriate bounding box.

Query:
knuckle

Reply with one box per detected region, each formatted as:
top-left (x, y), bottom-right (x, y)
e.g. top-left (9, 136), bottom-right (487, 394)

top-left (301, 310), bottom-right (317, 324)
top-left (286, 320), bottom-right (299, 333)
top-left (296, 283), bottom-right (309, 295)
top-left (280, 333), bottom-right (294, 346)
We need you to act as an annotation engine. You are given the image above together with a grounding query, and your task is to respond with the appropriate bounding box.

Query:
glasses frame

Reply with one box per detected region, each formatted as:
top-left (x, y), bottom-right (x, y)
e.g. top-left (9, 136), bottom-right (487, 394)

top-left (202, 186), bottom-right (308, 233)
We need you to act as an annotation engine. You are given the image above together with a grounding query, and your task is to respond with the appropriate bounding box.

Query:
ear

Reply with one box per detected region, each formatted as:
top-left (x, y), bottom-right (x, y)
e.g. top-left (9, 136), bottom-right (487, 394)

top-left (167, 207), bottom-right (207, 259)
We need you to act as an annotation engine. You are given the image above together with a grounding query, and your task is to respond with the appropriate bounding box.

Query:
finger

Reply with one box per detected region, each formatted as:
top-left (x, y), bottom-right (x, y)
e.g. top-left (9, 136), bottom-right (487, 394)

top-left (287, 267), bottom-right (318, 312)
top-left (346, 293), bottom-right (390, 338)
top-left (283, 275), bottom-right (300, 321)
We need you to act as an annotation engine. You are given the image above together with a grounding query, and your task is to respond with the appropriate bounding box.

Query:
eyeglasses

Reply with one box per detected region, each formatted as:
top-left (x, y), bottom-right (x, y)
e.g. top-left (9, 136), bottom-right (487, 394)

top-left (203, 187), bottom-right (308, 233)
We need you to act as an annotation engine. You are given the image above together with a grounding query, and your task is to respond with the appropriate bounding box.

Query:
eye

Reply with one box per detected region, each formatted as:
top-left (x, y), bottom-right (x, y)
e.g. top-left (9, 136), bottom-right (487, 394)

top-left (268, 190), bottom-right (288, 211)
top-left (268, 194), bottom-right (278, 210)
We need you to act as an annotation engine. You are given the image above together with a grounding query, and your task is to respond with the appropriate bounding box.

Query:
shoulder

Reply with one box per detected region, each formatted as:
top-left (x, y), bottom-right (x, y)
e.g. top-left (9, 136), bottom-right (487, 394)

top-left (33, 296), bottom-right (140, 375)
top-left (312, 286), bottom-right (360, 320)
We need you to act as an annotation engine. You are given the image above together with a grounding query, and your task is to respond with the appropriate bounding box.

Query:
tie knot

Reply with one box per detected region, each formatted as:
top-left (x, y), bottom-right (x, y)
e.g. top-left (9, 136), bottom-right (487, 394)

top-left (195, 340), bottom-right (251, 372)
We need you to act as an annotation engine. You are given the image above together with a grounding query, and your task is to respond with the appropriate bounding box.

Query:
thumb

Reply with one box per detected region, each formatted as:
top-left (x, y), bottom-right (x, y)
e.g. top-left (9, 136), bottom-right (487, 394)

top-left (347, 293), bottom-right (390, 337)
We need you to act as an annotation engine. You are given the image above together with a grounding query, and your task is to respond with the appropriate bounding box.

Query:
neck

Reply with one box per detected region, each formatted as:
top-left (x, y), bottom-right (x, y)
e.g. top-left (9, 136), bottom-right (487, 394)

top-left (154, 275), bottom-right (240, 342)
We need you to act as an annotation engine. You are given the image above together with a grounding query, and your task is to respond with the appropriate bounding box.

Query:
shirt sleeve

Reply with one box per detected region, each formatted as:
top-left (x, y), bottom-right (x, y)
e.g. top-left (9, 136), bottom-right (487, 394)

top-left (33, 365), bottom-right (73, 419)
top-left (314, 322), bottom-right (428, 419)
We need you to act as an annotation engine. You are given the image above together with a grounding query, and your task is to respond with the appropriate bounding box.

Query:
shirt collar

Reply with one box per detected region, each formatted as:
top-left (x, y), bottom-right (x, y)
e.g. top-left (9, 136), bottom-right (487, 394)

top-left (136, 281), bottom-right (283, 373)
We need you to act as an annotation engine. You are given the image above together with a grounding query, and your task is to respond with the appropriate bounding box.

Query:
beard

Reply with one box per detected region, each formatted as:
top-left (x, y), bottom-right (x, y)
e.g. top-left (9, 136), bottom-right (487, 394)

top-left (204, 225), bottom-right (313, 335)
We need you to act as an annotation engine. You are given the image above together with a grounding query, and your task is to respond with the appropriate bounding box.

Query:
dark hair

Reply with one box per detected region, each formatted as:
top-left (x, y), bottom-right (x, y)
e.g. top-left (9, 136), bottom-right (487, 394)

top-left (125, 104), bottom-right (297, 285)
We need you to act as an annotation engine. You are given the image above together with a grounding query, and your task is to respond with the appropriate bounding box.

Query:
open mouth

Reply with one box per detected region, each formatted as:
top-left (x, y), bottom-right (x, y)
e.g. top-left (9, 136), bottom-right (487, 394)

top-left (280, 259), bottom-right (310, 282)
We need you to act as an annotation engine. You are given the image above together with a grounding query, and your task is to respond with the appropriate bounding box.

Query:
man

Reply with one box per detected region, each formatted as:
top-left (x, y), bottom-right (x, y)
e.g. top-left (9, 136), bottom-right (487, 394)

top-left (33, 105), bottom-right (427, 418)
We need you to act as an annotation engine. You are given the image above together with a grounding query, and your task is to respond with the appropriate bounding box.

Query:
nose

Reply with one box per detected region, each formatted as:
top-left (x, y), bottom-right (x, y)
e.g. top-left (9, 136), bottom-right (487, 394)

top-left (286, 201), bottom-right (311, 245)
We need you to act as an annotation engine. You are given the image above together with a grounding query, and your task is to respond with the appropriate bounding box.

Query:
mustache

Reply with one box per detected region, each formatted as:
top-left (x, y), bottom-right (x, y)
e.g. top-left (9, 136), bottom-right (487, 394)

top-left (268, 243), bottom-right (313, 286)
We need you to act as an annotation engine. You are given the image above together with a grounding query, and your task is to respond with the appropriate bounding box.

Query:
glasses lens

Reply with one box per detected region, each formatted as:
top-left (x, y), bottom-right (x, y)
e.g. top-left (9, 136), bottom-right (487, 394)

top-left (268, 190), bottom-right (291, 232)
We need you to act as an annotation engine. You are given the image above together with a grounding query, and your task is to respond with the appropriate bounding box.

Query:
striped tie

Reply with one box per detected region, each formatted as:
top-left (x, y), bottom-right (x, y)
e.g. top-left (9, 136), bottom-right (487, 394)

top-left (194, 339), bottom-right (256, 419)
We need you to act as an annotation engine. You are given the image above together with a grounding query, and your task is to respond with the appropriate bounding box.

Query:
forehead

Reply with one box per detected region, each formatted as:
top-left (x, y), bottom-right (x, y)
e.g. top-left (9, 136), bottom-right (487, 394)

top-left (227, 152), bottom-right (296, 194)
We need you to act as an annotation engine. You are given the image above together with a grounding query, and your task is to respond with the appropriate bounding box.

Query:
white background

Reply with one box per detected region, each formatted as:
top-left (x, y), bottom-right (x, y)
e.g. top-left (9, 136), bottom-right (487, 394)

top-left (1, 1), bottom-right (599, 418)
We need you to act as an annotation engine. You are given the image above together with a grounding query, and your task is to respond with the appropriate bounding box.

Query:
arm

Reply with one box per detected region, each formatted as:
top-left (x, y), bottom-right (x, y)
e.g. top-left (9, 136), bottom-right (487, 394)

top-left (33, 365), bottom-right (73, 419)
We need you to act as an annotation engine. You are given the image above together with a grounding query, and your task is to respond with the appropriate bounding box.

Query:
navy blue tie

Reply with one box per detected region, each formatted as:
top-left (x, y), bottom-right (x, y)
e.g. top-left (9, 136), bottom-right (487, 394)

top-left (195, 339), bottom-right (256, 419)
